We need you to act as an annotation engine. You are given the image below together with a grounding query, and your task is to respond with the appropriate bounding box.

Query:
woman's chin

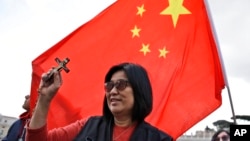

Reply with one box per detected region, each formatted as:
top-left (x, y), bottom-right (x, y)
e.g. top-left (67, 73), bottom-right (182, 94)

top-left (110, 107), bottom-right (122, 115)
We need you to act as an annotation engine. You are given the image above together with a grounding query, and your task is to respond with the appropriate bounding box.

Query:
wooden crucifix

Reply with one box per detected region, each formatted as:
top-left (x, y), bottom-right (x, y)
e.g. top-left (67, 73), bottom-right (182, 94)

top-left (42, 57), bottom-right (70, 82)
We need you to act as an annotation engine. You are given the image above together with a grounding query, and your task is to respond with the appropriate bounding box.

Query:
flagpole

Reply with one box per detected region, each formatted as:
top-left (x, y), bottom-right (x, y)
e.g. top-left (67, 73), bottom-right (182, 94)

top-left (204, 0), bottom-right (237, 125)
top-left (224, 84), bottom-right (237, 124)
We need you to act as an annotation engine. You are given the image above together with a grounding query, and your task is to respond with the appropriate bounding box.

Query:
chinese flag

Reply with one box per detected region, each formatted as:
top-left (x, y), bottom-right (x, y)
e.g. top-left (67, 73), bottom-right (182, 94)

top-left (30, 0), bottom-right (225, 140)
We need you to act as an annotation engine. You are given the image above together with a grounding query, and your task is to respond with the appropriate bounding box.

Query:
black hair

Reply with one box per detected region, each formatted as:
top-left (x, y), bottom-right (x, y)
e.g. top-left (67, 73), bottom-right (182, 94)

top-left (211, 129), bottom-right (230, 141)
top-left (102, 62), bottom-right (153, 122)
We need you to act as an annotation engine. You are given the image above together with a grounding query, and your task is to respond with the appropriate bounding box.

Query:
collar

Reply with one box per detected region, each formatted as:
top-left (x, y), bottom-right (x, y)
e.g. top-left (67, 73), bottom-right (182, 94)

top-left (19, 111), bottom-right (31, 120)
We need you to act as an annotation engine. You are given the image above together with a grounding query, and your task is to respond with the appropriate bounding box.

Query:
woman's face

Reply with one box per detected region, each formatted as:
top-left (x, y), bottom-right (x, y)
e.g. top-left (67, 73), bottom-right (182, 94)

top-left (105, 70), bottom-right (134, 117)
top-left (215, 131), bottom-right (230, 141)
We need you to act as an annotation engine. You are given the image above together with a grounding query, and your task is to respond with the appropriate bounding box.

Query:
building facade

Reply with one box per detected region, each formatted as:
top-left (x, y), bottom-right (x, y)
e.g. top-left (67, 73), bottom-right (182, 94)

top-left (0, 114), bottom-right (17, 140)
top-left (177, 130), bottom-right (215, 141)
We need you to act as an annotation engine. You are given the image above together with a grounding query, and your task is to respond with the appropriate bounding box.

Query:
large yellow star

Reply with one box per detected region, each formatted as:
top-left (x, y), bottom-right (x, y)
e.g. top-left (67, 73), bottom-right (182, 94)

top-left (160, 0), bottom-right (191, 27)
top-left (137, 4), bottom-right (146, 17)
top-left (140, 43), bottom-right (150, 56)
top-left (159, 47), bottom-right (169, 58)
top-left (130, 25), bottom-right (141, 38)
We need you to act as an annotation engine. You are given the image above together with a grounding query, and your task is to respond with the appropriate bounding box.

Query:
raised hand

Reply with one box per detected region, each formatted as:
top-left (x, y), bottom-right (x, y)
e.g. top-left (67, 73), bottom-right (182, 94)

top-left (38, 69), bottom-right (63, 103)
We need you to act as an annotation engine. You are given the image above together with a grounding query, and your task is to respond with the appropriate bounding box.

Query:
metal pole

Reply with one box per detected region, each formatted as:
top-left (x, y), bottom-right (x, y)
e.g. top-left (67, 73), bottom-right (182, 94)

top-left (225, 84), bottom-right (237, 124)
top-left (204, 0), bottom-right (237, 124)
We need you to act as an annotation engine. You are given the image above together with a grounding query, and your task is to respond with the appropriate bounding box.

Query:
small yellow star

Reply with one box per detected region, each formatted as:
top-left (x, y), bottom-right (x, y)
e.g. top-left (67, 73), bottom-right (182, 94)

top-left (130, 25), bottom-right (141, 38)
top-left (140, 43), bottom-right (151, 56)
top-left (159, 47), bottom-right (169, 58)
top-left (160, 0), bottom-right (191, 27)
top-left (137, 4), bottom-right (146, 17)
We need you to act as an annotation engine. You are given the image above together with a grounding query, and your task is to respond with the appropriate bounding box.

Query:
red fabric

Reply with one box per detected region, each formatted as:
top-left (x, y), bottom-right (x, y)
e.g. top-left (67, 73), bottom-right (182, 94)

top-left (18, 111), bottom-right (31, 138)
top-left (30, 0), bottom-right (225, 140)
top-left (26, 118), bottom-right (87, 141)
top-left (113, 124), bottom-right (136, 141)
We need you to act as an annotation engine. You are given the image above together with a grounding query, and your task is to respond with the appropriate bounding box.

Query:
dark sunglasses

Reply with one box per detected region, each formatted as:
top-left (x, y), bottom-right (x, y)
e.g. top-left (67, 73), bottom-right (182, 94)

top-left (215, 135), bottom-right (229, 141)
top-left (104, 79), bottom-right (129, 92)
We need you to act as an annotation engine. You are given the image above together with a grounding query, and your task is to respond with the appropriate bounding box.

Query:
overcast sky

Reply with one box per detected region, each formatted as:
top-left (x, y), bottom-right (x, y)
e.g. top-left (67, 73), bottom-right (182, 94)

top-left (0, 0), bottom-right (250, 135)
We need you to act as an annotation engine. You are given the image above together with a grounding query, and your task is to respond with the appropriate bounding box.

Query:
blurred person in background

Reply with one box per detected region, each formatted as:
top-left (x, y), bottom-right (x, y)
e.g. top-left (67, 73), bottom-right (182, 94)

top-left (2, 95), bottom-right (31, 141)
top-left (211, 129), bottom-right (230, 141)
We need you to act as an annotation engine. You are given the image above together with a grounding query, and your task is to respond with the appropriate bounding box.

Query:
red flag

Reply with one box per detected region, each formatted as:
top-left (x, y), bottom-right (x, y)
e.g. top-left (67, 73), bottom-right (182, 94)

top-left (30, 0), bottom-right (225, 140)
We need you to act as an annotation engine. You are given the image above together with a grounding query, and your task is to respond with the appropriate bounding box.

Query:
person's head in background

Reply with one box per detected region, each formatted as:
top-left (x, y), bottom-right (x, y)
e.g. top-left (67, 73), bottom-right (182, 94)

top-left (22, 95), bottom-right (30, 111)
top-left (211, 129), bottom-right (230, 141)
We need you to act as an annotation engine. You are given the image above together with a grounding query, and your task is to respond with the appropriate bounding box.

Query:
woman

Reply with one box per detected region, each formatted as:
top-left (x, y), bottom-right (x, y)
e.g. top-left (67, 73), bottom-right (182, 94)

top-left (26, 62), bottom-right (172, 141)
top-left (211, 129), bottom-right (230, 141)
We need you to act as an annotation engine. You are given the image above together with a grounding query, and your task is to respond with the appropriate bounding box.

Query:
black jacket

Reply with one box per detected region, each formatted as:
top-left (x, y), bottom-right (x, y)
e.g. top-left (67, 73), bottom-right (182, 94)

top-left (74, 116), bottom-right (172, 141)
